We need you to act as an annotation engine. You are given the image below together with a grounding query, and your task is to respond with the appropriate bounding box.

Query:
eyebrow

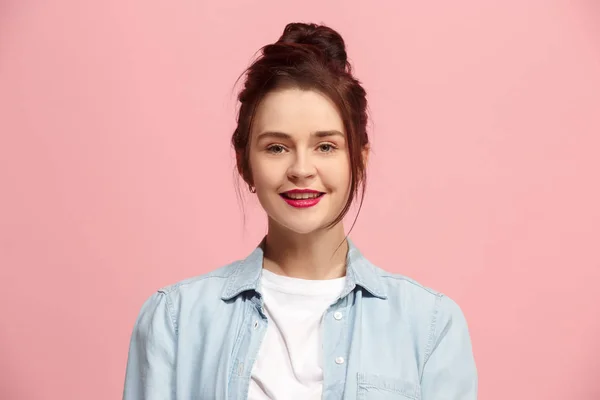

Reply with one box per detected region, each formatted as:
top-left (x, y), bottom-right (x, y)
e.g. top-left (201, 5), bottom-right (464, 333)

top-left (256, 130), bottom-right (345, 140)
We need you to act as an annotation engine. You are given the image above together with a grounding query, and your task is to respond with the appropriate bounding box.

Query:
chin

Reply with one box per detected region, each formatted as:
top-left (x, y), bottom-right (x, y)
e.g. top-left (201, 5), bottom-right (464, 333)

top-left (271, 215), bottom-right (332, 236)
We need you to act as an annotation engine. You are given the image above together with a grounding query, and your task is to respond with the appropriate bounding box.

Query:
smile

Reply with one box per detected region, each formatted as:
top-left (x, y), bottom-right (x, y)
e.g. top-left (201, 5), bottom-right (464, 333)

top-left (280, 190), bottom-right (325, 208)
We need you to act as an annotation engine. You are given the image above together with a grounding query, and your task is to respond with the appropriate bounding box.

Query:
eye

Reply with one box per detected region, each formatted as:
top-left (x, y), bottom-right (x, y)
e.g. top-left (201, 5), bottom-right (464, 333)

top-left (318, 143), bottom-right (336, 153)
top-left (266, 144), bottom-right (286, 154)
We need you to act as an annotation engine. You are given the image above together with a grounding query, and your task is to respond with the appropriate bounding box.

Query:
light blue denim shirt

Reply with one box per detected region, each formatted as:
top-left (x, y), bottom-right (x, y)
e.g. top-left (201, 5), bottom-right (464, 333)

top-left (123, 238), bottom-right (477, 399)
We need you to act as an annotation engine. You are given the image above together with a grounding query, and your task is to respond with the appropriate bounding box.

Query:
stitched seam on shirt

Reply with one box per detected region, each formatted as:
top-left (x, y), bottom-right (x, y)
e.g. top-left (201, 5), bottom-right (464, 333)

top-left (358, 384), bottom-right (417, 399)
top-left (160, 275), bottom-right (230, 295)
top-left (160, 290), bottom-right (178, 399)
top-left (227, 301), bottom-right (253, 388)
top-left (380, 275), bottom-right (443, 297)
top-left (159, 290), bottom-right (178, 335)
top-left (422, 294), bottom-right (443, 376)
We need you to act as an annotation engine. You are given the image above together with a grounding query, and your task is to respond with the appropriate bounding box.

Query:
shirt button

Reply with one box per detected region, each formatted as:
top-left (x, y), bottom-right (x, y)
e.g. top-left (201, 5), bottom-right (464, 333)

top-left (335, 356), bottom-right (345, 365)
top-left (334, 311), bottom-right (343, 320)
top-left (253, 321), bottom-right (259, 329)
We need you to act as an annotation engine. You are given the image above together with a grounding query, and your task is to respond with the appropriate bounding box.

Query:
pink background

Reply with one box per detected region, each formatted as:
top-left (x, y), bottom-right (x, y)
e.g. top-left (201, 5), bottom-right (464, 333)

top-left (1, 1), bottom-right (599, 399)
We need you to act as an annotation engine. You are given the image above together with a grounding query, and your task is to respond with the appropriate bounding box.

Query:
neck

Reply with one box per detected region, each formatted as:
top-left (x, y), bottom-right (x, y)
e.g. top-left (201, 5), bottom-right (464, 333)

top-left (262, 219), bottom-right (349, 280)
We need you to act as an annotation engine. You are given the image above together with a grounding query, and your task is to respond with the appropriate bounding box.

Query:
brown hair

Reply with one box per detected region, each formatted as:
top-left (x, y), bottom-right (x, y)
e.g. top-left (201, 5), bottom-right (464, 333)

top-left (232, 22), bottom-right (369, 229)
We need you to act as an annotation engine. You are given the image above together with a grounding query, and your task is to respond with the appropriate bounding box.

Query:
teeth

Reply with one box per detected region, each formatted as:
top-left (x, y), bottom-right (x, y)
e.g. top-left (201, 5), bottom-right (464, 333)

top-left (286, 193), bottom-right (321, 199)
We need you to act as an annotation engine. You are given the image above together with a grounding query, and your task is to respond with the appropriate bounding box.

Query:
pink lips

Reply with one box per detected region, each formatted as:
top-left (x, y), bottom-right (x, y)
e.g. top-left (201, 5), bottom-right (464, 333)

top-left (280, 189), bottom-right (325, 208)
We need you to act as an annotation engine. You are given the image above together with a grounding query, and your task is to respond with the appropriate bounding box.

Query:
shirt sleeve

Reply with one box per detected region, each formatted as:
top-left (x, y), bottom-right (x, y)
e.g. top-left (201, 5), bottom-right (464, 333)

top-left (123, 291), bottom-right (177, 400)
top-left (420, 295), bottom-right (478, 399)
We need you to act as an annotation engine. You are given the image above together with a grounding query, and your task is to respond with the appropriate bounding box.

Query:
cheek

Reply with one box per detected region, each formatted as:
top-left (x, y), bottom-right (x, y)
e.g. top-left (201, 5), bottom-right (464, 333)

top-left (321, 156), bottom-right (351, 189)
top-left (251, 158), bottom-right (281, 188)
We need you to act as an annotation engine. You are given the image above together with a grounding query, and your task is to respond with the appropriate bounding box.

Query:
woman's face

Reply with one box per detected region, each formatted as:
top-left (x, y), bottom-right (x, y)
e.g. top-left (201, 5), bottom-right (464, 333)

top-left (248, 88), bottom-right (351, 235)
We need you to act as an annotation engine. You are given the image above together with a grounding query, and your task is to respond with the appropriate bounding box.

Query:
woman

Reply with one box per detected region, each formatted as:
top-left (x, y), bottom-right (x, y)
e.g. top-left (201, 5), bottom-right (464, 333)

top-left (123, 22), bottom-right (477, 400)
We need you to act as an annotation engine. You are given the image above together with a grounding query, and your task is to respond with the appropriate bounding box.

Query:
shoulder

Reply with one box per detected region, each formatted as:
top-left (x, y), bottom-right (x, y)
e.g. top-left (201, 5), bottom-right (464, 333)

top-left (143, 260), bottom-right (243, 315)
top-left (370, 261), bottom-right (443, 301)
top-left (156, 260), bottom-right (241, 295)
top-left (369, 262), bottom-right (468, 328)
top-left (369, 262), bottom-right (472, 356)
top-left (132, 260), bottom-right (245, 333)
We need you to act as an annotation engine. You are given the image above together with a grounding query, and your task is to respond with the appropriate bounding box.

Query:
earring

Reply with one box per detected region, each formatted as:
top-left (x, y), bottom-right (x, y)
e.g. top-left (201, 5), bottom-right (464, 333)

top-left (249, 185), bottom-right (256, 193)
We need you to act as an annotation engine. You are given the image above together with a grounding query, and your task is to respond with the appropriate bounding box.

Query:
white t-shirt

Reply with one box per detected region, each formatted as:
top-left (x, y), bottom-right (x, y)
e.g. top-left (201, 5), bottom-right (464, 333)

top-left (247, 268), bottom-right (346, 400)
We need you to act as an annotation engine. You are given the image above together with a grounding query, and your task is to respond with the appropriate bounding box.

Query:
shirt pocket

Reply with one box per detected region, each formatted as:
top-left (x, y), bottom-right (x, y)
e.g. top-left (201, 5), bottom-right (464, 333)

top-left (356, 373), bottom-right (421, 400)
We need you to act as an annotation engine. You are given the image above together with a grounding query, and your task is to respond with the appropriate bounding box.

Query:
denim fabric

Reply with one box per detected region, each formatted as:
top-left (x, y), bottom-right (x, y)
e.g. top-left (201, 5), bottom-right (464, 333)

top-left (123, 238), bottom-right (477, 399)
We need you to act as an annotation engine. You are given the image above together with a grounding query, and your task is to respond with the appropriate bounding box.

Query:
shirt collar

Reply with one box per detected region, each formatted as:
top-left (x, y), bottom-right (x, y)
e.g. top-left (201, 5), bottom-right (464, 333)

top-left (221, 237), bottom-right (388, 301)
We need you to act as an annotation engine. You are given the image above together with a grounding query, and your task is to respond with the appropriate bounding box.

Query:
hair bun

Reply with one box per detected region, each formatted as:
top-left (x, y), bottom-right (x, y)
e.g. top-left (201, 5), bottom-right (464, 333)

top-left (277, 22), bottom-right (348, 69)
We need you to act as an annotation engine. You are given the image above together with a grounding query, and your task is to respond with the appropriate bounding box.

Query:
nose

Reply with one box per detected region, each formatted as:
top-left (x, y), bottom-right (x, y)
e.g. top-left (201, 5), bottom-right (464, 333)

top-left (287, 150), bottom-right (316, 181)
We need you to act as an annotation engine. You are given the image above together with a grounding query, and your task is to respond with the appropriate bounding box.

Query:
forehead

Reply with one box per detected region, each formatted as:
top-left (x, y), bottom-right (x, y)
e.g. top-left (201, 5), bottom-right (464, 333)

top-left (253, 88), bottom-right (344, 135)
